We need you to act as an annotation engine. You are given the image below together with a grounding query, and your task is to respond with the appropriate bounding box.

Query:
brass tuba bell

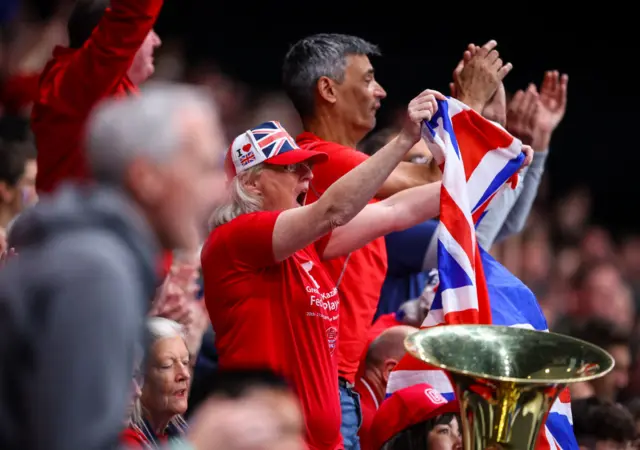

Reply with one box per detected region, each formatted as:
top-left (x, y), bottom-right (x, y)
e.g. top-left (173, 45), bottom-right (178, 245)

top-left (404, 325), bottom-right (614, 450)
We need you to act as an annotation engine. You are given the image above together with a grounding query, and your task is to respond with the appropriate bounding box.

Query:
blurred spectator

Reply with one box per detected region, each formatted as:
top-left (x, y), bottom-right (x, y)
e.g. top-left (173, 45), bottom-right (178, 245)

top-left (31, 0), bottom-right (163, 194)
top-left (0, 140), bottom-right (37, 233)
top-left (355, 325), bottom-right (418, 450)
top-left (0, 84), bottom-right (226, 450)
top-left (570, 319), bottom-right (632, 403)
top-left (572, 397), bottom-right (637, 449)
top-left (187, 369), bottom-right (306, 450)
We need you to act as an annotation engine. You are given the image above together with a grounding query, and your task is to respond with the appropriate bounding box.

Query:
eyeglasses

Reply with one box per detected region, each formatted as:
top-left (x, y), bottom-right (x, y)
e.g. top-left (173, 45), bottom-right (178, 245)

top-left (267, 162), bottom-right (312, 174)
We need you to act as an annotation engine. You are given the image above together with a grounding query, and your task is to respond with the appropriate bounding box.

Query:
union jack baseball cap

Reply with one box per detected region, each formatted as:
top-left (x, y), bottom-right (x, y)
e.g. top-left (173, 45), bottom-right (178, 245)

top-left (370, 383), bottom-right (459, 449)
top-left (224, 120), bottom-right (328, 178)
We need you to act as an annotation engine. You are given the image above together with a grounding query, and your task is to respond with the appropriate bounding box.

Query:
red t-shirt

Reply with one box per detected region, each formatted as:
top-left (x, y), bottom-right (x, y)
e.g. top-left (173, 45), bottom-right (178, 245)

top-left (355, 376), bottom-right (381, 450)
top-left (201, 211), bottom-right (342, 450)
top-left (297, 132), bottom-right (388, 384)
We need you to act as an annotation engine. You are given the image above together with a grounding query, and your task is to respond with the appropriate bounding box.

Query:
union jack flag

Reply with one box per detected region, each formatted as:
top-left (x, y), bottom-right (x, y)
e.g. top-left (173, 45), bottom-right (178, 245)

top-left (249, 121), bottom-right (298, 158)
top-left (239, 152), bottom-right (255, 166)
top-left (386, 98), bottom-right (577, 450)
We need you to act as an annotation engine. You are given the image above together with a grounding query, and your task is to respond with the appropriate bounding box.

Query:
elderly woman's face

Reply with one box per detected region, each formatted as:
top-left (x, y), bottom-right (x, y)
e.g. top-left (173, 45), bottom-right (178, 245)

top-left (141, 336), bottom-right (191, 417)
top-left (253, 163), bottom-right (314, 211)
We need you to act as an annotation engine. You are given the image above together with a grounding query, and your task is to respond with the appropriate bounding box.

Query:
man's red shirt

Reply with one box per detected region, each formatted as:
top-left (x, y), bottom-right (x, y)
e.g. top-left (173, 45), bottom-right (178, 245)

top-left (31, 0), bottom-right (163, 194)
top-left (297, 132), bottom-right (388, 384)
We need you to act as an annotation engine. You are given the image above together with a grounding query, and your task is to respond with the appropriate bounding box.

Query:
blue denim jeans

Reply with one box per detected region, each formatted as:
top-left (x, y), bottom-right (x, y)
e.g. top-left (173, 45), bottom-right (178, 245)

top-left (339, 381), bottom-right (362, 450)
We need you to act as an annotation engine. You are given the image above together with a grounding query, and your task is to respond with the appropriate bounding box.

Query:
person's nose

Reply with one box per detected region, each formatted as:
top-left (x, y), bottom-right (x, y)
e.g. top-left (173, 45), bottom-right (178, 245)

top-left (176, 362), bottom-right (191, 382)
top-left (132, 379), bottom-right (142, 399)
top-left (300, 168), bottom-right (313, 182)
top-left (151, 30), bottom-right (162, 47)
top-left (374, 81), bottom-right (387, 100)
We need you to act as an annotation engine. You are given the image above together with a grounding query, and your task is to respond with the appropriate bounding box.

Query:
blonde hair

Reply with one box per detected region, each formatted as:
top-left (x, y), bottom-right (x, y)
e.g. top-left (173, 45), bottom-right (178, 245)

top-left (208, 165), bottom-right (265, 229)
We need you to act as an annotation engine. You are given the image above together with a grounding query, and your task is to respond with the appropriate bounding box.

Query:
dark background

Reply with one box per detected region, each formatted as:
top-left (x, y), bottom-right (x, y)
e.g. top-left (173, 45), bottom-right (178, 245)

top-left (16, 2), bottom-right (640, 232)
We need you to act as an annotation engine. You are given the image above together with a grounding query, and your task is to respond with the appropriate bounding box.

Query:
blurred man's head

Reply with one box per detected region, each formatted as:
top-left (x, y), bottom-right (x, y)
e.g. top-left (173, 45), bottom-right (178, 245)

top-left (365, 325), bottom-right (418, 386)
top-left (572, 262), bottom-right (625, 315)
top-left (572, 397), bottom-right (637, 450)
top-left (199, 369), bottom-right (305, 450)
top-left (572, 319), bottom-right (631, 402)
top-left (0, 141), bottom-right (38, 226)
top-left (67, 0), bottom-right (161, 84)
top-left (86, 83), bottom-right (227, 250)
top-left (283, 33), bottom-right (386, 141)
top-left (358, 126), bottom-right (440, 182)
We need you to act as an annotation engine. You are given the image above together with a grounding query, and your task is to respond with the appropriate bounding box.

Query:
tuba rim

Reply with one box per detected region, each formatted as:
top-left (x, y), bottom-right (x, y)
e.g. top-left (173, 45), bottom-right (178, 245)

top-left (404, 324), bottom-right (615, 385)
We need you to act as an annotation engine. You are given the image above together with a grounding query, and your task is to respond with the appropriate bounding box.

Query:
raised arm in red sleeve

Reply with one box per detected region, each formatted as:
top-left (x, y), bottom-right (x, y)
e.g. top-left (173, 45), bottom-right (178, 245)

top-left (31, 0), bottom-right (164, 194)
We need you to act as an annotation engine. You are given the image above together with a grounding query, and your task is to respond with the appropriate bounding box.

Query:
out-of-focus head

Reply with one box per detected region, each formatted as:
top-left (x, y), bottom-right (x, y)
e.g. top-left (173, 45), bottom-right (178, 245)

top-left (372, 383), bottom-right (461, 450)
top-left (359, 127), bottom-right (441, 181)
top-left (86, 83), bottom-right (227, 251)
top-left (0, 141), bottom-right (38, 222)
top-left (67, 0), bottom-right (161, 84)
top-left (283, 33), bottom-right (386, 136)
top-left (127, 30), bottom-right (162, 85)
top-left (141, 318), bottom-right (191, 419)
top-left (572, 397), bottom-right (637, 450)
top-left (199, 369), bottom-right (305, 450)
top-left (209, 121), bottom-right (327, 228)
top-left (571, 319), bottom-right (631, 403)
top-left (571, 262), bottom-right (629, 328)
top-left (365, 325), bottom-right (418, 385)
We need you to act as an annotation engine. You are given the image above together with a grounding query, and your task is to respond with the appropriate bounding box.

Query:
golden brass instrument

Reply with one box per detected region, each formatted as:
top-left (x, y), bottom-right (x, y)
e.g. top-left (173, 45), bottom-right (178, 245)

top-left (404, 325), bottom-right (614, 450)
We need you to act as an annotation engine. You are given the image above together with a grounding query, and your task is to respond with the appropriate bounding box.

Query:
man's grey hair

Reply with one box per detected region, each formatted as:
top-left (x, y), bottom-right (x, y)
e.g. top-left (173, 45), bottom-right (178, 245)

top-left (282, 33), bottom-right (380, 118)
top-left (85, 82), bottom-right (216, 185)
top-left (208, 165), bottom-right (264, 229)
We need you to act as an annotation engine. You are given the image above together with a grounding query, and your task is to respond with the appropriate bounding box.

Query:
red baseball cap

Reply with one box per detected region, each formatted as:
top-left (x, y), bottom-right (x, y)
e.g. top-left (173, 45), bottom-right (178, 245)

top-left (370, 383), bottom-right (459, 450)
top-left (224, 120), bottom-right (328, 178)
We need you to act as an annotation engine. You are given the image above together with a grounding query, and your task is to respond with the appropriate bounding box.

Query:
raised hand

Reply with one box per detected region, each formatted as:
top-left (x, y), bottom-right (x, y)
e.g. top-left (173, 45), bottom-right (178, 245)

top-left (520, 145), bottom-right (534, 171)
top-left (537, 71), bottom-right (568, 135)
top-left (399, 89), bottom-right (446, 146)
top-left (182, 300), bottom-right (210, 359)
top-left (452, 40), bottom-right (512, 114)
top-left (149, 263), bottom-right (200, 322)
top-left (507, 84), bottom-right (540, 146)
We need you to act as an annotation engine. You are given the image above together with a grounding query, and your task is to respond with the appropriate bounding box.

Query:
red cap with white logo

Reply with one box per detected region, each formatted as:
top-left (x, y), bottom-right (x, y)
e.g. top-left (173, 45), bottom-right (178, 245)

top-left (224, 120), bottom-right (327, 178)
top-left (370, 383), bottom-right (459, 449)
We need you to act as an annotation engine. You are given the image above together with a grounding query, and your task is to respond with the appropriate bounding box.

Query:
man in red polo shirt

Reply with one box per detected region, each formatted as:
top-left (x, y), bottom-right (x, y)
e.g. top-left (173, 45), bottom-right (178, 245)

top-left (283, 34), bottom-right (510, 449)
top-left (354, 325), bottom-right (417, 450)
top-left (31, 0), bottom-right (163, 194)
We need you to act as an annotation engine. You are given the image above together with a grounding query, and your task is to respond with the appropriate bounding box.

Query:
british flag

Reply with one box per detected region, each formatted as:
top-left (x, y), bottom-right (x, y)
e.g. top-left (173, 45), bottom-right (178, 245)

top-left (386, 97), bottom-right (578, 450)
top-left (249, 121), bottom-right (299, 158)
top-left (239, 152), bottom-right (255, 166)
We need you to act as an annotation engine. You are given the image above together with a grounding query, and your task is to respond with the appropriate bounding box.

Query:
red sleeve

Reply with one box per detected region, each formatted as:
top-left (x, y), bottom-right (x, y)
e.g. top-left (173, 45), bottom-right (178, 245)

top-left (307, 144), bottom-right (369, 203)
top-left (221, 211), bottom-right (282, 269)
top-left (54, 0), bottom-right (164, 112)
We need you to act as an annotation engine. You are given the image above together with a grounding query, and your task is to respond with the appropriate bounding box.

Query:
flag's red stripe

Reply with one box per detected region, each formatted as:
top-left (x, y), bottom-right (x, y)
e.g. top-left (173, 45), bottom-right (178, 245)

top-left (440, 187), bottom-right (475, 269)
top-left (444, 308), bottom-right (482, 324)
top-left (558, 388), bottom-right (571, 403)
top-left (473, 247), bottom-right (492, 324)
top-left (452, 110), bottom-right (515, 182)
